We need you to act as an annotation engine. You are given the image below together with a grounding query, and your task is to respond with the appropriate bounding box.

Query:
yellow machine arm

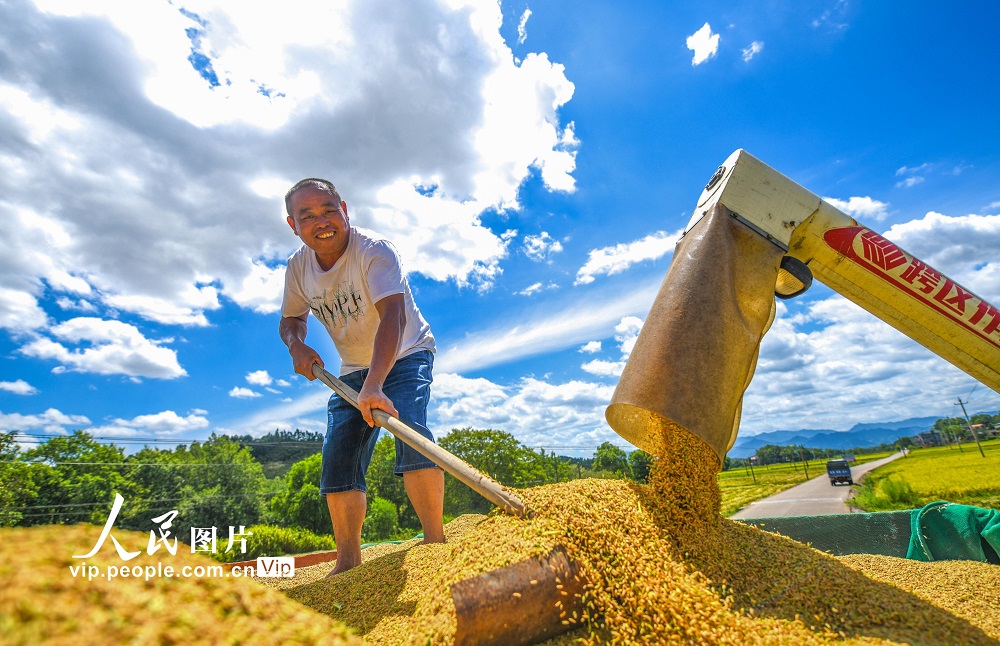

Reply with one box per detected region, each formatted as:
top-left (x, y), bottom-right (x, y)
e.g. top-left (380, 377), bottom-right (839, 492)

top-left (607, 150), bottom-right (998, 464)
top-left (692, 149), bottom-right (1000, 393)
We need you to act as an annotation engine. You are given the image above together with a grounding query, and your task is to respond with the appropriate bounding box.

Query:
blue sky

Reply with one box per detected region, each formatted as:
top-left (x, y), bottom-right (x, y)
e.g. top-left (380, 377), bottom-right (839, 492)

top-left (2, 0), bottom-right (999, 457)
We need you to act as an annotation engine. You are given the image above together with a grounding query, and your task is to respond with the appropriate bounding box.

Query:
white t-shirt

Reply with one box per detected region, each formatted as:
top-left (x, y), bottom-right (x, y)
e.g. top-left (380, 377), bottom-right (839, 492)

top-left (281, 226), bottom-right (435, 375)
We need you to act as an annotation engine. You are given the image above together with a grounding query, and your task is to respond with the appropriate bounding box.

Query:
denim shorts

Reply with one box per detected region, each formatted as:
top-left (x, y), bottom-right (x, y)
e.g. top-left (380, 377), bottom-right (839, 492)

top-left (319, 350), bottom-right (440, 495)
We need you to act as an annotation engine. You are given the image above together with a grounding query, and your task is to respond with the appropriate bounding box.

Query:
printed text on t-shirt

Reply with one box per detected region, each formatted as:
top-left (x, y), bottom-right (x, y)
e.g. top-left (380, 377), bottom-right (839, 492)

top-left (309, 282), bottom-right (367, 329)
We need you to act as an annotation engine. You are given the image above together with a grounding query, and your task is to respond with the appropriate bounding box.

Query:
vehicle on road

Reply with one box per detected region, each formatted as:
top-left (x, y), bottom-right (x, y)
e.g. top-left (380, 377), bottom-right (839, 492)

top-left (826, 459), bottom-right (854, 486)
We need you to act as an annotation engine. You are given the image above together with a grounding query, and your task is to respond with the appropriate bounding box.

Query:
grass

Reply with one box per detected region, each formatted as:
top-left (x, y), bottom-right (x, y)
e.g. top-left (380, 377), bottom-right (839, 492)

top-left (850, 439), bottom-right (1000, 512)
top-left (718, 451), bottom-right (893, 517)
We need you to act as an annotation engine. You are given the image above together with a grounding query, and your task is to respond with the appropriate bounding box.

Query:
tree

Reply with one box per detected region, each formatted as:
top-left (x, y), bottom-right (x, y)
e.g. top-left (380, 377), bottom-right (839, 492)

top-left (362, 497), bottom-right (399, 542)
top-left (365, 434), bottom-right (418, 529)
top-left (20, 431), bottom-right (132, 526)
top-left (592, 442), bottom-right (631, 479)
top-left (113, 435), bottom-right (270, 542)
top-left (438, 428), bottom-right (546, 515)
top-left (628, 449), bottom-right (653, 483)
top-left (169, 435), bottom-right (270, 541)
top-left (754, 444), bottom-right (784, 466)
top-left (0, 432), bottom-right (33, 527)
top-left (223, 429), bottom-right (324, 478)
top-left (268, 453), bottom-right (331, 535)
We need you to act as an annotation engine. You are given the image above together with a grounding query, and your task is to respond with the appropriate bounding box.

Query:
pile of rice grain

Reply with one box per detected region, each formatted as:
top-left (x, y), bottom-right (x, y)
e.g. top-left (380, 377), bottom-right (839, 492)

top-left (268, 419), bottom-right (1000, 645)
top-left (0, 524), bottom-right (360, 645)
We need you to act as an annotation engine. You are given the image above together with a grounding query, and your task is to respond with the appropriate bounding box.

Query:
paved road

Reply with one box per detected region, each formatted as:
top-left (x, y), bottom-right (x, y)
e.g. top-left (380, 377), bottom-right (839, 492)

top-left (729, 452), bottom-right (905, 519)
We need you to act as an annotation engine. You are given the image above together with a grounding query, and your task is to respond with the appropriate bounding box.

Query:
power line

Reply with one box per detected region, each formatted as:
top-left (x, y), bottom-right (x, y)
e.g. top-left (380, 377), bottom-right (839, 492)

top-left (9, 434), bottom-right (323, 446)
top-left (1, 491), bottom-right (282, 515)
top-left (9, 433), bottom-right (628, 453)
top-left (0, 461), bottom-right (278, 467)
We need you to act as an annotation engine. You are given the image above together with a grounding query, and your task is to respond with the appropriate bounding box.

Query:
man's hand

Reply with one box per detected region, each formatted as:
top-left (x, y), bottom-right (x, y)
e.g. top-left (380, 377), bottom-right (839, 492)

top-left (280, 315), bottom-right (323, 380)
top-left (289, 340), bottom-right (324, 380)
top-left (357, 378), bottom-right (399, 427)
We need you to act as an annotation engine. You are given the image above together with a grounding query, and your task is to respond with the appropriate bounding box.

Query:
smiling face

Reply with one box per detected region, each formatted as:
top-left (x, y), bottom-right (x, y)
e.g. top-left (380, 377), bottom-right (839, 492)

top-left (286, 185), bottom-right (351, 270)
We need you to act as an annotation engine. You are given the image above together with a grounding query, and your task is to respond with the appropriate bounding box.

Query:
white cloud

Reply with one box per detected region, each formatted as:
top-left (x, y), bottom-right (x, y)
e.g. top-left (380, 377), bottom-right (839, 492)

top-left (823, 196), bottom-right (890, 222)
top-left (580, 359), bottom-right (626, 377)
top-left (579, 341), bottom-right (602, 354)
top-left (245, 370), bottom-right (273, 387)
top-left (436, 274), bottom-right (661, 374)
top-left (220, 387), bottom-right (331, 437)
top-left (0, 0), bottom-right (578, 337)
top-left (580, 315), bottom-right (643, 378)
top-left (88, 410), bottom-right (211, 437)
top-left (686, 23), bottom-right (720, 66)
top-left (742, 40), bottom-right (764, 62)
top-left (0, 288), bottom-right (48, 334)
top-left (613, 316), bottom-right (643, 357)
top-left (523, 231), bottom-right (564, 262)
top-left (811, 1), bottom-right (850, 31)
top-left (0, 408), bottom-right (91, 434)
top-left (518, 282), bottom-right (542, 296)
top-left (0, 380), bottom-right (38, 395)
top-left (103, 291), bottom-right (217, 327)
top-left (430, 372), bottom-right (619, 453)
top-left (896, 176), bottom-right (925, 189)
top-left (19, 317), bottom-right (186, 379)
top-left (229, 387), bottom-right (262, 399)
top-left (739, 295), bottom-right (995, 434)
top-left (575, 229), bottom-right (682, 285)
top-left (224, 260), bottom-right (287, 314)
top-left (893, 163), bottom-right (969, 190)
top-left (516, 282), bottom-right (558, 296)
top-left (882, 211), bottom-right (1000, 303)
top-left (896, 163), bottom-right (933, 176)
top-left (56, 297), bottom-right (98, 313)
top-left (517, 8), bottom-right (531, 45)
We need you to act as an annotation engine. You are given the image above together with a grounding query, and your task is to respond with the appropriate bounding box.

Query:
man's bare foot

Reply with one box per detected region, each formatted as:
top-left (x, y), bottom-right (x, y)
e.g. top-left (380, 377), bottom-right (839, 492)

top-left (421, 534), bottom-right (446, 545)
top-left (325, 557), bottom-right (360, 578)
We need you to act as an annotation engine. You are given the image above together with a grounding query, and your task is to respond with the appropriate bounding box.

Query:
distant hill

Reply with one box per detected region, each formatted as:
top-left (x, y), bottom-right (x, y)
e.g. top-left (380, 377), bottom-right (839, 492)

top-left (727, 416), bottom-right (940, 458)
top-left (224, 429), bottom-right (323, 478)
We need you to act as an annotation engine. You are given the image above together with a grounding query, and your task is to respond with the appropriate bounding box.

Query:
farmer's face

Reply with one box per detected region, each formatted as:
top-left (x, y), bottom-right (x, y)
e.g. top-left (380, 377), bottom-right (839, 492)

top-left (287, 185), bottom-right (350, 269)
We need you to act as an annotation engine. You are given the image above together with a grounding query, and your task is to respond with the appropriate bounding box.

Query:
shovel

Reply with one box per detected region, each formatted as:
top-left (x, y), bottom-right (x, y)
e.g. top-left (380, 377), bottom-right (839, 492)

top-left (313, 364), bottom-right (583, 646)
top-left (311, 363), bottom-right (531, 519)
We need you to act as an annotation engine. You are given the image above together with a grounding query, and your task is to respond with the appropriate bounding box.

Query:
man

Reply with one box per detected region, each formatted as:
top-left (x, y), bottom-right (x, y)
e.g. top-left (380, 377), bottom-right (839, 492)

top-left (278, 178), bottom-right (444, 576)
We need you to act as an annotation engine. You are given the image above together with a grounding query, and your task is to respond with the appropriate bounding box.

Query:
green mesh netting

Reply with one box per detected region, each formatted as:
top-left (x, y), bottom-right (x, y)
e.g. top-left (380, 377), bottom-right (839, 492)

top-left (740, 503), bottom-right (1000, 563)
top-left (741, 510), bottom-right (913, 558)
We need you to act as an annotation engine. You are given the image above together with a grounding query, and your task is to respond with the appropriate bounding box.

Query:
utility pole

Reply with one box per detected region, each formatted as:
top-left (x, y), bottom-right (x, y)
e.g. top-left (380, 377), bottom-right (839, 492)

top-left (957, 398), bottom-right (986, 458)
top-left (942, 425), bottom-right (954, 449)
top-left (952, 423), bottom-right (964, 452)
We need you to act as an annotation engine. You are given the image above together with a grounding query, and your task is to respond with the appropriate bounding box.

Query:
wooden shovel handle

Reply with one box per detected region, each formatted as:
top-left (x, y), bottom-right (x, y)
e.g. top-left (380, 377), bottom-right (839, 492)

top-left (311, 363), bottom-right (531, 519)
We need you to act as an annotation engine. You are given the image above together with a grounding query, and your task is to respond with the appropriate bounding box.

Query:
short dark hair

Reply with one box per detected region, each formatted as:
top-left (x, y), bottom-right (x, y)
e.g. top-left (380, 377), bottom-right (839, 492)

top-left (284, 178), bottom-right (340, 216)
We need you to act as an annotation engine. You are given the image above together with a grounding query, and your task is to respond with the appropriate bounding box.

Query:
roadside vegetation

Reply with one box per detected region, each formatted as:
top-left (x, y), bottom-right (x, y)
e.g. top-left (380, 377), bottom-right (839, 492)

top-left (850, 440), bottom-right (1000, 512)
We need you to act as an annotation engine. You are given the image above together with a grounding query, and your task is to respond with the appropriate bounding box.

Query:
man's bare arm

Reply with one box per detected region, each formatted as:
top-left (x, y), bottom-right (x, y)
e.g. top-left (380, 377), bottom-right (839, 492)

top-left (357, 293), bottom-right (405, 426)
top-left (279, 313), bottom-right (324, 380)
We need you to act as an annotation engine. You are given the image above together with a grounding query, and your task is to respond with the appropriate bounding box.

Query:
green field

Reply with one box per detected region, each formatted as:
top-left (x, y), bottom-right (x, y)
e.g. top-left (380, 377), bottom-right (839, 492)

top-left (718, 452), bottom-right (892, 517)
top-left (850, 440), bottom-right (1000, 512)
